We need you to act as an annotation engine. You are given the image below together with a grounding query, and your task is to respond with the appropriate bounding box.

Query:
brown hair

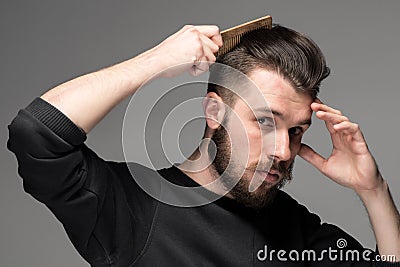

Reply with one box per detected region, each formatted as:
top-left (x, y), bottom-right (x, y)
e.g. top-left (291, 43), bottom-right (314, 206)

top-left (208, 25), bottom-right (330, 107)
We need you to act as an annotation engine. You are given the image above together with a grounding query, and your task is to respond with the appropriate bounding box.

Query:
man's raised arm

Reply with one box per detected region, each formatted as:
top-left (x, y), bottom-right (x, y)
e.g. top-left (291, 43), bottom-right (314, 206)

top-left (299, 101), bottom-right (400, 262)
top-left (41, 25), bottom-right (222, 133)
top-left (7, 25), bottom-right (222, 266)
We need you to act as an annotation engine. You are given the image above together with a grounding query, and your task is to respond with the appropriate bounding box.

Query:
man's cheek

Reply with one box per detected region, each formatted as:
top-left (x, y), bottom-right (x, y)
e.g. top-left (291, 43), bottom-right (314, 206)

top-left (248, 129), bottom-right (266, 155)
top-left (291, 137), bottom-right (304, 156)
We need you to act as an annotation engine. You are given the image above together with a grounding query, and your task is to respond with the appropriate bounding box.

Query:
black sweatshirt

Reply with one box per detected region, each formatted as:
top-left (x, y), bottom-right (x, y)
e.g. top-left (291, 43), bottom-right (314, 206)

top-left (7, 98), bottom-right (400, 267)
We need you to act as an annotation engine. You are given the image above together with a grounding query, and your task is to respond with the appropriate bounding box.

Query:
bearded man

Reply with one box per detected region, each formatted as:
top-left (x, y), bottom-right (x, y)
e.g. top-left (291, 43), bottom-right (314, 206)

top-left (8, 24), bottom-right (400, 266)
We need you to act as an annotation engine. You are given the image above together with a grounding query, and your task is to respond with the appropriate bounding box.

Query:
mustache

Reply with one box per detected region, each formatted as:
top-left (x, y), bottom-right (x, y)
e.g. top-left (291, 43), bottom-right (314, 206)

top-left (246, 161), bottom-right (287, 174)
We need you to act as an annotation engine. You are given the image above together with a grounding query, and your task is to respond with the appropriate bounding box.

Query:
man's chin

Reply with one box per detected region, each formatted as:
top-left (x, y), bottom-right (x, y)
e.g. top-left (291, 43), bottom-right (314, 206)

top-left (230, 180), bottom-right (280, 210)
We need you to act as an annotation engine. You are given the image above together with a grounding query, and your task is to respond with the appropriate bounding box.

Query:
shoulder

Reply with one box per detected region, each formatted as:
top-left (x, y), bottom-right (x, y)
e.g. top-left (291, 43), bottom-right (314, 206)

top-left (270, 190), bottom-right (323, 227)
top-left (273, 189), bottom-right (303, 209)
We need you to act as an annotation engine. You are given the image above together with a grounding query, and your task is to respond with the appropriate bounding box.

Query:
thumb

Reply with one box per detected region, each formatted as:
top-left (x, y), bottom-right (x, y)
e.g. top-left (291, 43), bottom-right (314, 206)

top-left (298, 143), bottom-right (326, 173)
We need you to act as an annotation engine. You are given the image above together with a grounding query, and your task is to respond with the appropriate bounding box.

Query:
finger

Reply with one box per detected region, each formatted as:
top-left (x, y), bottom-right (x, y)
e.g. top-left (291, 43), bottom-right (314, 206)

top-left (314, 98), bottom-right (323, 104)
top-left (315, 110), bottom-right (349, 125)
top-left (311, 102), bottom-right (342, 115)
top-left (192, 37), bottom-right (217, 74)
top-left (298, 143), bottom-right (327, 173)
top-left (199, 34), bottom-right (219, 54)
top-left (199, 34), bottom-right (219, 55)
top-left (196, 52), bottom-right (214, 72)
top-left (202, 45), bottom-right (216, 63)
top-left (194, 25), bottom-right (223, 47)
top-left (333, 121), bottom-right (365, 142)
top-left (324, 120), bottom-right (336, 135)
top-left (315, 110), bottom-right (345, 136)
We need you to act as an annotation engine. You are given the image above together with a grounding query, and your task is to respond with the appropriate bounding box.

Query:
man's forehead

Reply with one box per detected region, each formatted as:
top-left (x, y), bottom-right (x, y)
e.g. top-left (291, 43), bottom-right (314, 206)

top-left (234, 93), bottom-right (313, 115)
top-left (228, 71), bottom-right (313, 126)
top-left (233, 91), bottom-right (314, 110)
top-left (247, 69), bottom-right (308, 100)
top-left (226, 70), bottom-right (303, 100)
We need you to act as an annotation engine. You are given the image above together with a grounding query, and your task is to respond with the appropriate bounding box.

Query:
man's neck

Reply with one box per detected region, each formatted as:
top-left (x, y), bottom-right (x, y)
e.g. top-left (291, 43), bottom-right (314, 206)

top-left (177, 141), bottom-right (233, 198)
top-left (178, 147), bottom-right (215, 186)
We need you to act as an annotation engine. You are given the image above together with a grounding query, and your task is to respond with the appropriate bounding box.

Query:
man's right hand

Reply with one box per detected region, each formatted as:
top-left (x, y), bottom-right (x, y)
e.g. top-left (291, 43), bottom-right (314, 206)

top-left (148, 25), bottom-right (223, 77)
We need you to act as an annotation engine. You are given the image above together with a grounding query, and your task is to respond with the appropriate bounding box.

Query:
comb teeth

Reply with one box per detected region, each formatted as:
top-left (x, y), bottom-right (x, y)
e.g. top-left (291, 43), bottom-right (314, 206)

top-left (216, 15), bottom-right (272, 57)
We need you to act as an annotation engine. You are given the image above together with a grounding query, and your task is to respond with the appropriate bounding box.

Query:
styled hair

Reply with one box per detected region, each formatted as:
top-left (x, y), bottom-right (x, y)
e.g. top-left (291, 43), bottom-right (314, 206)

top-left (207, 25), bottom-right (330, 106)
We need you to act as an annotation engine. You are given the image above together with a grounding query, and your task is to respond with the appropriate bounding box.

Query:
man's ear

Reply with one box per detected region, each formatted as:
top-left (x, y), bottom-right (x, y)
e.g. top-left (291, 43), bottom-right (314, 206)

top-left (203, 92), bottom-right (225, 130)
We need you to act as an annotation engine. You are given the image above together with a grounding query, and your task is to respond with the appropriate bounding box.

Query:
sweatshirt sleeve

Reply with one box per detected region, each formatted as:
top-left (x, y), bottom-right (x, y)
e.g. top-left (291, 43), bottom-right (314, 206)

top-left (7, 98), bottom-right (154, 267)
top-left (297, 198), bottom-right (400, 266)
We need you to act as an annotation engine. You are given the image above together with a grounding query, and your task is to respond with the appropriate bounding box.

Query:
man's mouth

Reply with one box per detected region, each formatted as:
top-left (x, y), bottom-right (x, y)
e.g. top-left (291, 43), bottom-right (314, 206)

top-left (247, 168), bottom-right (281, 184)
top-left (256, 170), bottom-right (279, 183)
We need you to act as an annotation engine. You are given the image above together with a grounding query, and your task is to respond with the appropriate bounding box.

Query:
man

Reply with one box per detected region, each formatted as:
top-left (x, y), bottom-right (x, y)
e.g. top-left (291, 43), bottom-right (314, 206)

top-left (7, 24), bottom-right (400, 266)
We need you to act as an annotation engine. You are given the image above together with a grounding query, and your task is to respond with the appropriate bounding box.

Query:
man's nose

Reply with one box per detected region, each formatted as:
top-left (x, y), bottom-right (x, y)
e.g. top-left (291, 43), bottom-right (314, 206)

top-left (271, 130), bottom-right (291, 162)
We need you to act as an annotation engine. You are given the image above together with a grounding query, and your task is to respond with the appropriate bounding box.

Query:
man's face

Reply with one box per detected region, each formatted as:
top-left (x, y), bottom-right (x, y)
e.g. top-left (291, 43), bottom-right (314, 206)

top-left (211, 69), bottom-right (313, 209)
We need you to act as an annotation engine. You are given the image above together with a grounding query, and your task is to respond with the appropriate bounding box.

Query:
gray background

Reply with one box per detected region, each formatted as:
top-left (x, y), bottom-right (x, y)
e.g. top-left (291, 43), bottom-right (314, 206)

top-left (1, 0), bottom-right (399, 266)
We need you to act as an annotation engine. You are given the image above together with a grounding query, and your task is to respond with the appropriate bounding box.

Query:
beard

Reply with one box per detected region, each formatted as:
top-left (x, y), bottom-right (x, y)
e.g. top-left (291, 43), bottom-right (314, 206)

top-left (209, 123), bottom-right (294, 211)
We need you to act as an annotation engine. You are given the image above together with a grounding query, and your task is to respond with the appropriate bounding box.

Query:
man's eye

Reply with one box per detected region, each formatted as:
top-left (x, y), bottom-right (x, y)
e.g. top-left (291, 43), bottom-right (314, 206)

top-left (257, 117), bottom-right (274, 127)
top-left (289, 127), bottom-right (303, 136)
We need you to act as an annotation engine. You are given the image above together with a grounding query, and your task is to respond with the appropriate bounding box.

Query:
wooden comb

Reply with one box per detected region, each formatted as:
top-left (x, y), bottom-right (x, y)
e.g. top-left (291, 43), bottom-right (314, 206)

top-left (216, 15), bottom-right (273, 57)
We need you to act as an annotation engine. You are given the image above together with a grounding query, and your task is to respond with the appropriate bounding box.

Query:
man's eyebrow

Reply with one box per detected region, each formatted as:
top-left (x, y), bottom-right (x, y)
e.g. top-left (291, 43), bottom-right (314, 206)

top-left (298, 119), bottom-right (312, 126)
top-left (253, 107), bottom-right (282, 117)
top-left (254, 107), bottom-right (312, 126)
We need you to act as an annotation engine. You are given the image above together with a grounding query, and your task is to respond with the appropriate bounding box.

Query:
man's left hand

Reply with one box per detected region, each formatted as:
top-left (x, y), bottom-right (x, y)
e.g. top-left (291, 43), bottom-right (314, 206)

top-left (298, 100), bottom-right (384, 193)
